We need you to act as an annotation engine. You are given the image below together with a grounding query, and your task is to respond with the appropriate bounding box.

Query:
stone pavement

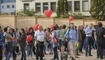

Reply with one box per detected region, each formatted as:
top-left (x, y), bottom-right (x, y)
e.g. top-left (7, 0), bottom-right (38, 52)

top-left (3, 50), bottom-right (105, 60)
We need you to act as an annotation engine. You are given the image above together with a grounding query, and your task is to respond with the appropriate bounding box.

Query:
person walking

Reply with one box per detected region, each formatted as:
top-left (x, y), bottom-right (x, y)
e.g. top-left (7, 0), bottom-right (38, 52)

top-left (35, 26), bottom-right (45, 60)
top-left (51, 26), bottom-right (59, 60)
top-left (59, 25), bottom-right (67, 52)
top-left (5, 27), bottom-right (14, 60)
top-left (95, 22), bottom-right (105, 59)
top-left (27, 27), bottom-right (35, 58)
top-left (18, 28), bottom-right (27, 60)
top-left (65, 23), bottom-right (78, 60)
top-left (0, 26), bottom-right (4, 60)
top-left (44, 28), bottom-right (51, 54)
top-left (79, 25), bottom-right (86, 53)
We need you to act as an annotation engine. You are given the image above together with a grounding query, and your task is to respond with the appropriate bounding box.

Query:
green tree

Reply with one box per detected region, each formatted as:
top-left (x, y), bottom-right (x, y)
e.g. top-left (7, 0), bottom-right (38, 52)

top-left (60, 0), bottom-right (64, 15)
top-left (64, 0), bottom-right (69, 18)
top-left (90, 0), bottom-right (105, 20)
top-left (56, 0), bottom-right (61, 17)
top-left (56, 0), bottom-right (69, 17)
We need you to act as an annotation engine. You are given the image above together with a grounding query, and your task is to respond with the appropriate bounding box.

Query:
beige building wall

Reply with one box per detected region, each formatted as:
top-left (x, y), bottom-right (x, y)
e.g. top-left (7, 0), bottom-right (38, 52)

top-left (0, 16), bottom-right (105, 29)
top-left (16, 0), bottom-right (91, 17)
top-left (0, 16), bottom-right (15, 28)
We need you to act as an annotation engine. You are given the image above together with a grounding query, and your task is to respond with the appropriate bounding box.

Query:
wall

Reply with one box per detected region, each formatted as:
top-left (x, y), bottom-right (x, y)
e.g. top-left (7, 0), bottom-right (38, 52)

top-left (0, 16), bottom-right (15, 28)
top-left (0, 16), bottom-right (105, 29)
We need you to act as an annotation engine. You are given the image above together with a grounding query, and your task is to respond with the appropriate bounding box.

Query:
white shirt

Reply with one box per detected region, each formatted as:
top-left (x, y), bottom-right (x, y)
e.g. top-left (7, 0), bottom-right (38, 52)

top-left (35, 30), bottom-right (45, 42)
top-left (84, 26), bottom-right (94, 37)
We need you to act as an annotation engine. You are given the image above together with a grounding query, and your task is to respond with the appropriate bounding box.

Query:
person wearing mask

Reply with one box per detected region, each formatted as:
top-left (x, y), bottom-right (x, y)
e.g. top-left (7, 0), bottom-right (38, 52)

top-left (35, 26), bottom-right (45, 60)
top-left (95, 22), bottom-right (105, 59)
top-left (84, 24), bottom-right (94, 56)
top-left (65, 23), bottom-right (78, 60)
top-left (18, 28), bottom-right (27, 60)
top-left (0, 26), bottom-right (4, 60)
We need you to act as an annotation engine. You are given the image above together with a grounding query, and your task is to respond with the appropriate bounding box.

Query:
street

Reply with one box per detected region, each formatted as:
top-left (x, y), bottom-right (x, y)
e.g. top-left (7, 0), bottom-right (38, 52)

top-left (2, 50), bottom-right (105, 60)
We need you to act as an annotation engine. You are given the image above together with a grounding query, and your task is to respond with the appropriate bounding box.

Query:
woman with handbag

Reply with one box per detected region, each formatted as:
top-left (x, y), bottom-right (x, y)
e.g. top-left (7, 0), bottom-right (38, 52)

top-left (50, 26), bottom-right (59, 60)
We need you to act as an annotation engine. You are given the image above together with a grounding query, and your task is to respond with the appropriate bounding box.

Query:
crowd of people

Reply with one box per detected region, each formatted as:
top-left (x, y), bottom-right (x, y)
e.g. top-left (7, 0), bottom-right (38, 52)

top-left (0, 22), bottom-right (105, 60)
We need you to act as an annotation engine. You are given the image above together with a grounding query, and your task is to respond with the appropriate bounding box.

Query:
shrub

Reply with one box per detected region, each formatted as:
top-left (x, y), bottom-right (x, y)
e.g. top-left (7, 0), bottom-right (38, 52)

top-left (17, 9), bottom-right (36, 16)
top-left (70, 12), bottom-right (83, 19)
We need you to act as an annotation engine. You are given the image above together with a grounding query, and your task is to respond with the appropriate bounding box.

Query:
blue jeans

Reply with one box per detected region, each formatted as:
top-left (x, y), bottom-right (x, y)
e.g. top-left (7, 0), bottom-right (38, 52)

top-left (27, 45), bottom-right (33, 57)
top-left (20, 46), bottom-right (26, 60)
top-left (54, 47), bottom-right (58, 59)
top-left (6, 52), bottom-right (12, 60)
top-left (84, 37), bottom-right (93, 56)
top-left (45, 42), bottom-right (49, 53)
top-left (6, 42), bottom-right (13, 60)
top-left (79, 39), bottom-right (85, 52)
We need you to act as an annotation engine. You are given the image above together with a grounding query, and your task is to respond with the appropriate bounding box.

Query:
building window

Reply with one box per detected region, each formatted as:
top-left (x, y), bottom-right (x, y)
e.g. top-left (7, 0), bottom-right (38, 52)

top-left (7, 5), bottom-right (10, 8)
top-left (24, 3), bottom-right (29, 10)
top-left (12, 5), bottom-right (14, 8)
top-left (51, 2), bottom-right (56, 12)
top-left (43, 2), bottom-right (48, 12)
top-left (82, 0), bottom-right (89, 12)
top-left (35, 3), bottom-right (41, 13)
top-left (68, 1), bottom-right (72, 11)
top-left (74, 1), bottom-right (80, 12)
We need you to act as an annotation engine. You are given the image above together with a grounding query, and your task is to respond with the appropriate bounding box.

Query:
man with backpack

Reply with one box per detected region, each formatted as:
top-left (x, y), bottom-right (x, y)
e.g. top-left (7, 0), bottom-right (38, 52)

top-left (96, 22), bottom-right (105, 59)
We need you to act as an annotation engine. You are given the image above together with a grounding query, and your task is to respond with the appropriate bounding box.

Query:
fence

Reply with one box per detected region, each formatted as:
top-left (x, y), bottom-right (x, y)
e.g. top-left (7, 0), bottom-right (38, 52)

top-left (0, 16), bottom-right (105, 29)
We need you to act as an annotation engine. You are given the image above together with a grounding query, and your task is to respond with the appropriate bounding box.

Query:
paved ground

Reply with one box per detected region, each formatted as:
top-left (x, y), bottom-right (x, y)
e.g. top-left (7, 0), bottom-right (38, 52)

top-left (3, 50), bottom-right (105, 60)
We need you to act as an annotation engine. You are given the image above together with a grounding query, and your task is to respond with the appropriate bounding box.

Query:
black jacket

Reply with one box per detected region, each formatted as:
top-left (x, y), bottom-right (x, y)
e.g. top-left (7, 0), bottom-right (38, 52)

top-left (19, 33), bottom-right (27, 47)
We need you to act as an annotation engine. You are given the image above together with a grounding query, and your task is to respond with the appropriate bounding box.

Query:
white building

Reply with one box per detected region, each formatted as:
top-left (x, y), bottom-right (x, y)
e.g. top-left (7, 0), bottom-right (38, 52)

top-left (16, 0), bottom-right (92, 16)
top-left (1, 3), bottom-right (16, 14)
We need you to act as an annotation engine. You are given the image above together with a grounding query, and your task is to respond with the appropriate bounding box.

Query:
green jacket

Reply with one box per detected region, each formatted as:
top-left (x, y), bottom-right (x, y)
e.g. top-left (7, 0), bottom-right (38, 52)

top-left (59, 29), bottom-right (66, 41)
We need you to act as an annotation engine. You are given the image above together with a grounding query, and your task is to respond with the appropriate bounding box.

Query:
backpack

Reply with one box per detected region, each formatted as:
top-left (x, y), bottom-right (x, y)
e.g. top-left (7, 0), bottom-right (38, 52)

top-left (96, 28), bottom-right (105, 46)
top-left (97, 28), bottom-right (104, 40)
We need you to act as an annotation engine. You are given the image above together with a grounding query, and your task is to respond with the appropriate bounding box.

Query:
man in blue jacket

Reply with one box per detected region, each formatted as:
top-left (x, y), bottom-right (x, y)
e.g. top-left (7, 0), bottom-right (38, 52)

top-left (0, 26), bottom-right (4, 60)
